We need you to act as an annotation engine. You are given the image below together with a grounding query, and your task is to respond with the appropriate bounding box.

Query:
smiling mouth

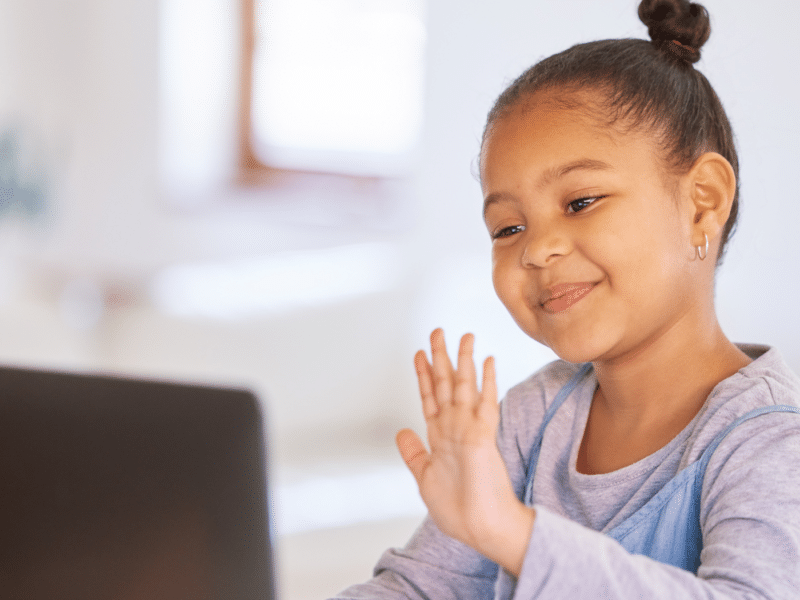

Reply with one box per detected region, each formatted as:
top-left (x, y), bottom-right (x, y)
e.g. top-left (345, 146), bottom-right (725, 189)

top-left (541, 283), bottom-right (596, 314)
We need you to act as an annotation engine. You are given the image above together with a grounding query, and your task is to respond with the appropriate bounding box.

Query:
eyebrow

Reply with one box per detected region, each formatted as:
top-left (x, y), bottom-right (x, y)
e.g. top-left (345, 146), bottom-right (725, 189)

top-left (482, 158), bottom-right (614, 218)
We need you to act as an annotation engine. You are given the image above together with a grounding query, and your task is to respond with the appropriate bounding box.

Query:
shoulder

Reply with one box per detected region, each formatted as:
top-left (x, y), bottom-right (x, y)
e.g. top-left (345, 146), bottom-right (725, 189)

top-left (719, 344), bottom-right (800, 407)
top-left (692, 345), bottom-right (800, 493)
top-left (690, 344), bottom-right (800, 451)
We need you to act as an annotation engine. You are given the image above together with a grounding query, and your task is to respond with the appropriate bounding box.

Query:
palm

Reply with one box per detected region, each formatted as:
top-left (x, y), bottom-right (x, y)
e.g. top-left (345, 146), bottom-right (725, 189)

top-left (396, 330), bottom-right (519, 550)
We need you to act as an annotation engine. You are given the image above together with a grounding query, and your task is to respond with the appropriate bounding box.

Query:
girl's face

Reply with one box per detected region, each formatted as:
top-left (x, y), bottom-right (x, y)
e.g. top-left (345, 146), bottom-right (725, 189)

top-left (481, 94), bottom-right (701, 364)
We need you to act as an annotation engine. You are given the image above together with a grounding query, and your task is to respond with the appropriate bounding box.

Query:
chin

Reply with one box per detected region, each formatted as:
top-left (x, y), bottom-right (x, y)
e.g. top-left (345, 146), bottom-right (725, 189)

top-left (548, 345), bottom-right (601, 365)
top-left (537, 332), bottom-right (614, 365)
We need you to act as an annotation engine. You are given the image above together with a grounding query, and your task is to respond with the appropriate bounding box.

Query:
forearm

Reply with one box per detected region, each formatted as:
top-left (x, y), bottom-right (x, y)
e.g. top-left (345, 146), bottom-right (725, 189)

top-left (330, 516), bottom-right (499, 600)
top-left (507, 505), bottom-right (799, 600)
top-left (469, 502), bottom-right (536, 578)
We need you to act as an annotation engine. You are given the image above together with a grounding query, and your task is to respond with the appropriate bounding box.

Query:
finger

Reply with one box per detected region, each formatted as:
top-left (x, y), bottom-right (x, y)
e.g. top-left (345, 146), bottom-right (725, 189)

top-left (481, 356), bottom-right (498, 403)
top-left (430, 328), bottom-right (455, 405)
top-left (396, 428), bottom-right (430, 486)
top-left (453, 333), bottom-right (478, 406)
top-left (479, 356), bottom-right (500, 419)
top-left (414, 350), bottom-right (439, 419)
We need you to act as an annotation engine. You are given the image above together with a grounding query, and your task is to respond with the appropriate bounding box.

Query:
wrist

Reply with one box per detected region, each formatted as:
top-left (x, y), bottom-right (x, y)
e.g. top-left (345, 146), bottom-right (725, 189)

top-left (476, 501), bottom-right (536, 577)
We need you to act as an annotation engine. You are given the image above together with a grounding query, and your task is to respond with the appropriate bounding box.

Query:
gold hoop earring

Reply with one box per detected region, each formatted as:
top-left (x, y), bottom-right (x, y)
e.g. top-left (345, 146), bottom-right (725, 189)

top-left (696, 233), bottom-right (709, 261)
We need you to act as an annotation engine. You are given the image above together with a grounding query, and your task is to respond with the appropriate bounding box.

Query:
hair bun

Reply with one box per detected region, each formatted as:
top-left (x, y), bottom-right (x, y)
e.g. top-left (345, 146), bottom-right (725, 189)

top-left (638, 0), bottom-right (710, 64)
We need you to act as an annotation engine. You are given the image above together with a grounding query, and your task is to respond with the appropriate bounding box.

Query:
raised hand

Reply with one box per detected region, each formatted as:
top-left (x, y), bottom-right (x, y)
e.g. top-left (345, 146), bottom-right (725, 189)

top-left (396, 329), bottom-right (535, 576)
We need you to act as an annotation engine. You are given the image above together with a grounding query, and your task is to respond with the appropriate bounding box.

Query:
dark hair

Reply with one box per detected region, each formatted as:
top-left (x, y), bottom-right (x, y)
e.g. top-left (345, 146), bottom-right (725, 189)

top-left (483, 0), bottom-right (738, 267)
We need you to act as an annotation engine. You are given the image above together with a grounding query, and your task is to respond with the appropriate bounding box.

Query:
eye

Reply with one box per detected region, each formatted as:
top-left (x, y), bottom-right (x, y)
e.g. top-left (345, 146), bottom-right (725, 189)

top-left (491, 224), bottom-right (525, 240)
top-left (566, 196), bottom-right (602, 214)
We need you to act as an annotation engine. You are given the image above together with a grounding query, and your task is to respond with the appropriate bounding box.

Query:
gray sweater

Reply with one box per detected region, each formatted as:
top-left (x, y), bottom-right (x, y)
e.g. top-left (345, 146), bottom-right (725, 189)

top-left (333, 344), bottom-right (800, 599)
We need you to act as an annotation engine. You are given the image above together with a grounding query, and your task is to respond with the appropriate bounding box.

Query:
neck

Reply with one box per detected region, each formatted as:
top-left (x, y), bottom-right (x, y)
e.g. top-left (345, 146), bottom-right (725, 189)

top-left (591, 308), bottom-right (751, 433)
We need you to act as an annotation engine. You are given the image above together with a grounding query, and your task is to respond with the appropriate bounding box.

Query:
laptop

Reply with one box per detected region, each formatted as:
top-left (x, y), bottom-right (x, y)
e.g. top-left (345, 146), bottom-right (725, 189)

top-left (0, 365), bottom-right (275, 600)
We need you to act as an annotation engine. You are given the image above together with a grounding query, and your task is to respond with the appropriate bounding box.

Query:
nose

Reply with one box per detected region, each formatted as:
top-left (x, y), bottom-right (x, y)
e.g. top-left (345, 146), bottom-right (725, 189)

top-left (520, 224), bottom-right (571, 268)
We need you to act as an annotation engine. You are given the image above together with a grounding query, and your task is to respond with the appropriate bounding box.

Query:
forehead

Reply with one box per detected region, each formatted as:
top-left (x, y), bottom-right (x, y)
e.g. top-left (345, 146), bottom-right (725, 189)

top-left (479, 93), bottom-right (664, 191)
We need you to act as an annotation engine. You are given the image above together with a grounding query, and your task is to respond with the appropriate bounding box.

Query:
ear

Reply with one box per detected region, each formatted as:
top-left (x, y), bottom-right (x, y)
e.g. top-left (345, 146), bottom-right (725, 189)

top-left (686, 152), bottom-right (736, 256)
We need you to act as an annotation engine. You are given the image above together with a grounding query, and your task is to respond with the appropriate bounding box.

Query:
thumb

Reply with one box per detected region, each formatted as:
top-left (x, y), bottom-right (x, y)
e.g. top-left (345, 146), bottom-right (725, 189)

top-left (396, 428), bottom-right (430, 484)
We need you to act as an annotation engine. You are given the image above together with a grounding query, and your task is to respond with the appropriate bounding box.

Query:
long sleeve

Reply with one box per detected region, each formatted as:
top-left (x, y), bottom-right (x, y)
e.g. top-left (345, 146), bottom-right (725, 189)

top-left (331, 517), bottom-right (498, 600)
top-left (508, 413), bottom-right (800, 599)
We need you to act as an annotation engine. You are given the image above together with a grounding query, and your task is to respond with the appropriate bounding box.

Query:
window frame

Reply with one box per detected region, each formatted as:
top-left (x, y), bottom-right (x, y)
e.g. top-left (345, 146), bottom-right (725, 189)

top-left (237, 0), bottom-right (391, 189)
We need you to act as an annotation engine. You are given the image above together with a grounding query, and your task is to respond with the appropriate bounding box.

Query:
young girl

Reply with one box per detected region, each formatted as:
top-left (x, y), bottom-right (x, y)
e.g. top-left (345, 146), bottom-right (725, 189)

top-left (334, 0), bottom-right (800, 597)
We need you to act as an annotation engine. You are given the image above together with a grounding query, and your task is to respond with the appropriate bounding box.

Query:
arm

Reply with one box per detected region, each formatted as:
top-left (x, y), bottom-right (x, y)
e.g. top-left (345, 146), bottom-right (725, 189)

top-left (512, 417), bottom-right (800, 599)
top-left (395, 330), bottom-right (800, 599)
top-left (331, 516), bottom-right (498, 600)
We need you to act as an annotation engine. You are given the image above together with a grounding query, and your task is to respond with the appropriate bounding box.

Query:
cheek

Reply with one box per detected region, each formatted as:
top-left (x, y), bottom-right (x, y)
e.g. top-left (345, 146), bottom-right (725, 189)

top-left (491, 254), bottom-right (547, 343)
top-left (601, 209), bottom-right (691, 308)
top-left (491, 250), bottom-right (526, 312)
top-left (491, 251), bottom-right (513, 304)
top-left (596, 203), bottom-right (675, 275)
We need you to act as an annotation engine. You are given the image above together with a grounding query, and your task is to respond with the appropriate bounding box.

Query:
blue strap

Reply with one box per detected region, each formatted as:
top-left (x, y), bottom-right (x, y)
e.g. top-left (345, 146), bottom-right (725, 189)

top-left (694, 404), bottom-right (800, 492)
top-left (524, 362), bottom-right (593, 504)
top-left (605, 403), bottom-right (800, 573)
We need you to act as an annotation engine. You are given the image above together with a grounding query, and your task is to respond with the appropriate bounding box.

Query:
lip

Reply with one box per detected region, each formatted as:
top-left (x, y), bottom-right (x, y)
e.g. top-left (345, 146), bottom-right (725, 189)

top-left (540, 282), bottom-right (597, 314)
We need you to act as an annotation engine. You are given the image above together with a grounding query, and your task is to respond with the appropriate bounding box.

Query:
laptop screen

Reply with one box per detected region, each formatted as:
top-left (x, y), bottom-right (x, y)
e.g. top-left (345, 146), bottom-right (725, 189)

top-left (0, 366), bottom-right (275, 600)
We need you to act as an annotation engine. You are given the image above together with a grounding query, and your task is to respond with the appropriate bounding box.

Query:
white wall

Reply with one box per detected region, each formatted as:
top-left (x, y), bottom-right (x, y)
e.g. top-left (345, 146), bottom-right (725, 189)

top-left (0, 0), bottom-right (797, 469)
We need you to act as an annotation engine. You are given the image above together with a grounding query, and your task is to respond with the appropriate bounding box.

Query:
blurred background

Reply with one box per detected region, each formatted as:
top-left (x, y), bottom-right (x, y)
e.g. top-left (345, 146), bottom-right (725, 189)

top-left (0, 0), bottom-right (797, 598)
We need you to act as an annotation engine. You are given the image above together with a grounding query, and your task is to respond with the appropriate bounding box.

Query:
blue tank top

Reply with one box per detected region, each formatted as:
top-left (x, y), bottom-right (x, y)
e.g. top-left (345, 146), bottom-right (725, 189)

top-left (523, 363), bottom-right (800, 573)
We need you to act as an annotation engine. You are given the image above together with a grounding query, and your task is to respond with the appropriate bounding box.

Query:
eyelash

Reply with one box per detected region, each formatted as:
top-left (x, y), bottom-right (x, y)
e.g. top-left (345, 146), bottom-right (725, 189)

top-left (490, 196), bottom-right (604, 240)
top-left (491, 225), bottom-right (524, 240)
top-left (566, 196), bottom-right (603, 214)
